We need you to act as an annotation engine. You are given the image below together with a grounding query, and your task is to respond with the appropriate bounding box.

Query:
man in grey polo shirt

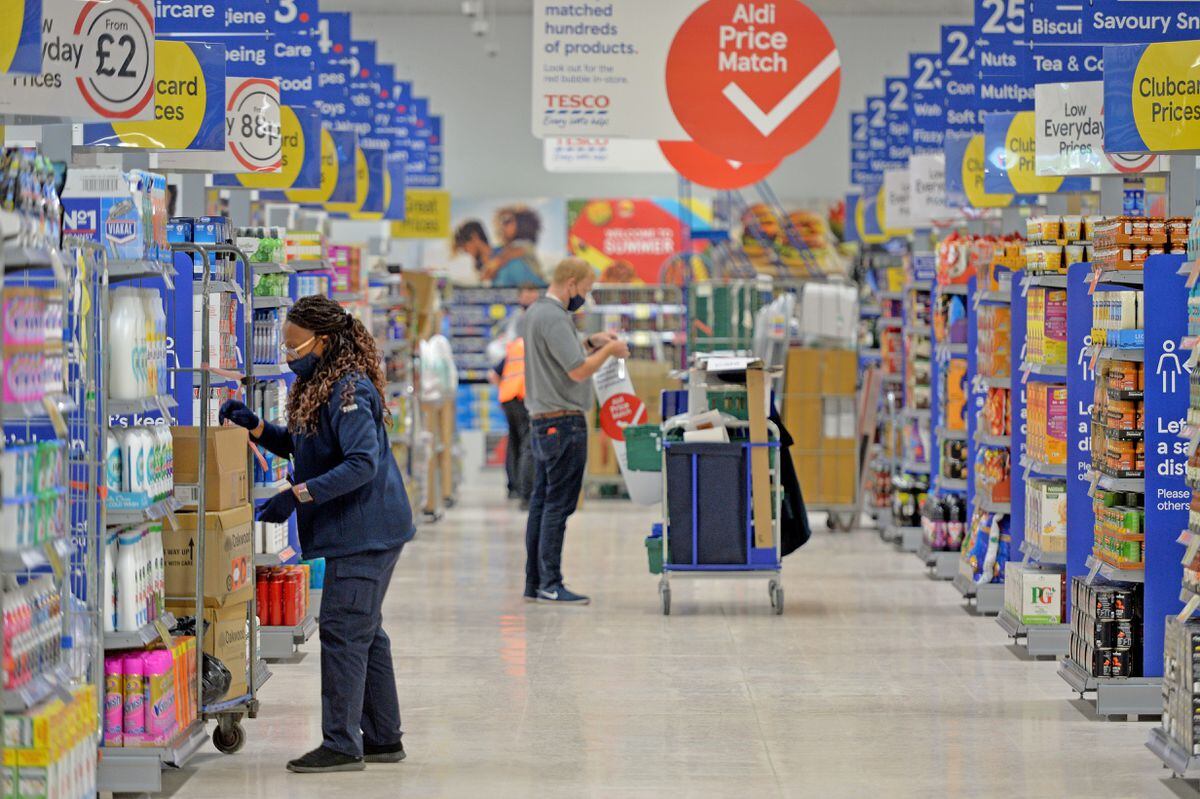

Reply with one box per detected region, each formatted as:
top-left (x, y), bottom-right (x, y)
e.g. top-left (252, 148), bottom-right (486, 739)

top-left (523, 258), bottom-right (629, 605)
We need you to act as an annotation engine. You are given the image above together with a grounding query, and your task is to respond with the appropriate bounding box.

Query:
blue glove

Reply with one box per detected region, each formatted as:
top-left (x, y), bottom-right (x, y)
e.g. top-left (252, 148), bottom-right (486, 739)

top-left (257, 489), bottom-right (298, 523)
top-left (219, 399), bottom-right (260, 431)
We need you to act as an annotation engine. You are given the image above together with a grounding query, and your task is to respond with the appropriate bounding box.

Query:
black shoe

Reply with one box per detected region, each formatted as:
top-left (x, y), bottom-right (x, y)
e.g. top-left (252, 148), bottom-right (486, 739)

top-left (443, 496), bottom-right (456, 509)
top-left (363, 741), bottom-right (406, 764)
top-left (286, 746), bottom-right (365, 773)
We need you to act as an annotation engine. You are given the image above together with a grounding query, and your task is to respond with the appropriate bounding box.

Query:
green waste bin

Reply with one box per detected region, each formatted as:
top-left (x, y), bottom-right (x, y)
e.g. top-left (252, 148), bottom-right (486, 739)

top-left (645, 528), bottom-right (664, 574)
top-left (625, 425), bottom-right (663, 471)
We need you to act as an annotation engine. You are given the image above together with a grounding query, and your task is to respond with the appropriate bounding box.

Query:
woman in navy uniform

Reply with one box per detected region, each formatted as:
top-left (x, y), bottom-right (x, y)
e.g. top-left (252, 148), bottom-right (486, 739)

top-left (219, 295), bottom-right (414, 774)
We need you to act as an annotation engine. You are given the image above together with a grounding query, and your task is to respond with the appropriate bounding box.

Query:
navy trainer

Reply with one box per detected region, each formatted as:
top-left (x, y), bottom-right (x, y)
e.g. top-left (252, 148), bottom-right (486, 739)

top-left (537, 585), bottom-right (590, 605)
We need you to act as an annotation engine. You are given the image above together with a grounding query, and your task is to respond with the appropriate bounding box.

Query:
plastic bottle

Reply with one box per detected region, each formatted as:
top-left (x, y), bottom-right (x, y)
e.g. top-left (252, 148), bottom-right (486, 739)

top-left (116, 528), bottom-right (142, 632)
top-left (120, 429), bottom-right (143, 495)
top-left (105, 432), bottom-right (122, 495)
top-left (103, 532), bottom-right (117, 633)
top-left (143, 649), bottom-right (176, 745)
top-left (156, 426), bottom-right (173, 497)
top-left (135, 428), bottom-right (153, 497)
top-left (108, 291), bottom-right (141, 400)
top-left (104, 656), bottom-right (124, 747)
top-left (122, 653), bottom-right (146, 745)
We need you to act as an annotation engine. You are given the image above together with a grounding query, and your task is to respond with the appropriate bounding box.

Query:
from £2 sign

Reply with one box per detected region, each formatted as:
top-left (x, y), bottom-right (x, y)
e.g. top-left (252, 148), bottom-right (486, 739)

top-left (156, 76), bottom-right (281, 172)
top-left (1035, 81), bottom-right (1166, 175)
top-left (1103, 40), bottom-right (1200, 154)
top-left (82, 40), bottom-right (226, 151)
top-left (664, 0), bottom-right (839, 161)
top-left (0, 0), bottom-right (155, 121)
top-left (0, 0), bottom-right (44, 75)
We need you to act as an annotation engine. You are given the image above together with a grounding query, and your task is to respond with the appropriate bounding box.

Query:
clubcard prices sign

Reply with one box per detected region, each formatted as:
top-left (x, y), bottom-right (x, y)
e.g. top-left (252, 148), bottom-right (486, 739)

top-left (532, 0), bottom-right (839, 162)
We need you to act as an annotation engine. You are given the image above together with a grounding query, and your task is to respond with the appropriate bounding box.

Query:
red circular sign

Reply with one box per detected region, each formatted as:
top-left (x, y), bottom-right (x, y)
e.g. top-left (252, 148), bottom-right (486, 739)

top-left (659, 140), bottom-right (780, 189)
top-left (665, 0), bottom-right (840, 162)
top-left (599, 392), bottom-right (646, 442)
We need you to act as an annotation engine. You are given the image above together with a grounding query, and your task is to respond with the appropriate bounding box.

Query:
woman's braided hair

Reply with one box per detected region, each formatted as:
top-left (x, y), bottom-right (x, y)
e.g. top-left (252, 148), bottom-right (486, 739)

top-left (285, 295), bottom-right (389, 434)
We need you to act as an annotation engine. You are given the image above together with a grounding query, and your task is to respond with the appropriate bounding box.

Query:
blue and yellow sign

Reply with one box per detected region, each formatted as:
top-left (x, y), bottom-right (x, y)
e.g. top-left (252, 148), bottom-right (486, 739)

top-left (983, 111), bottom-right (1090, 196)
top-left (0, 0), bottom-right (43, 74)
top-left (1104, 40), bottom-right (1200, 154)
top-left (82, 40), bottom-right (226, 150)
top-left (217, 103), bottom-right (321, 190)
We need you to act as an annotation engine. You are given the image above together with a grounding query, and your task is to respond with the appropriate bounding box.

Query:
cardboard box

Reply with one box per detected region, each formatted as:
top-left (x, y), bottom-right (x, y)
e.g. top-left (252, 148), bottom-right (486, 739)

top-left (820, 349), bottom-right (857, 396)
top-left (165, 504), bottom-right (254, 608)
top-left (587, 431), bottom-right (619, 476)
top-left (172, 426), bottom-right (249, 511)
top-left (166, 601), bottom-right (248, 668)
top-left (625, 359), bottom-right (680, 425)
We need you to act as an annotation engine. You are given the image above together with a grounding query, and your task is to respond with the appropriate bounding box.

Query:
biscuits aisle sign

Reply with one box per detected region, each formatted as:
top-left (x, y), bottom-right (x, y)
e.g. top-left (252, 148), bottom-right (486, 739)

top-left (0, 0), bottom-right (155, 121)
top-left (0, 0), bottom-right (44, 75)
top-left (531, 0), bottom-right (839, 163)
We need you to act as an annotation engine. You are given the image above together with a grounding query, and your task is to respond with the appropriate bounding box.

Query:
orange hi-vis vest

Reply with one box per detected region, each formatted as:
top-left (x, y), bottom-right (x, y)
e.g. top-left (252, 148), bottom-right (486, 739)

top-left (499, 337), bottom-right (526, 403)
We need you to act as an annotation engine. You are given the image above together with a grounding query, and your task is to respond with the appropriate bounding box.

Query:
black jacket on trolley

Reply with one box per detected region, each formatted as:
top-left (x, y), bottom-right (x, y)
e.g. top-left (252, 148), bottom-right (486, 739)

top-left (253, 373), bottom-right (414, 558)
top-left (771, 407), bottom-right (812, 556)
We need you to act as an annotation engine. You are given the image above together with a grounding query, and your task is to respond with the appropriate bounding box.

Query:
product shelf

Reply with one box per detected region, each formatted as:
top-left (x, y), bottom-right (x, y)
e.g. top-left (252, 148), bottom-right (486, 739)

top-left (908, 323), bottom-right (932, 336)
top-left (1021, 455), bottom-right (1067, 478)
top-left (1020, 539), bottom-right (1067, 566)
top-left (1087, 470), bottom-right (1145, 493)
top-left (106, 495), bottom-right (180, 527)
top-left (1019, 360), bottom-right (1067, 379)
top-left (1025, 273), bottom-right (1069, 289)
top-left (2, 242), bottom-right (58, 272)
top-left (879, 317), bottom-right (903, 329)
top-left (98, 718), bottom-right (208, 794)
top-left (1057, 657), bottom-right (1162, 718)
top-left (861, 304), bottom-right (882, 317)
top-left (1, 663), bottom-right (74, 712)
top-left (1096, 269), bottom-right (1144, 288)
top-left (1087, 345), bottom-right (1144, 363)
top-left (917, 541), bottom-right (958, 580)
top-left (260, 616), bottom-right (317, 660)
top-left (0, 536), bottom-right (72, 574)
top-left (979, 374), bottom-right (1012, 389)
top-left (936, 342), bottom-right (968, 357)
top-left (1147, 727), bottom-right (1200, 779)
top-left (193, 280), bottom-right (244, 303)
top-left (977, 288), bottom-right (1012, 304)
top-left (974, 431), bottom-right (1011, 448)
top-left (289, 259), bottom-right (331, 272)
top-left (903, 408), bottom-right (931, 421)
top-left (250, 295), bottom-right (292, 309)
top-left (878, 290), bottom-right (903, 301)
top-left (106, 260), bottom-right (177, 284)
top-left (939, 284), bottom-right (968, 296)
top-left (938, 476), bottom-right (968, 492)
top-left (860, 348), bottom-right (882, 360)
top-left (107, 394), bottom-right (178, 417)
top-left (103, 613), bottom-right (176, 651)
top-left (1085, 554), bottom-right (1145, 584)
top-left (249, 362), bottom-right (291, 379)
top-left (979, 498), bottom-right (1011, 515)
top-left (250, 261), bottom-right (293, 274)
top-left (2, 392), bottom-right (77, 422)
top-left (901, 459), bottom-right (930, 475)
top-left (253, 546), bottom-right (297, 567)
top-left (936, 426), bottom-right (966, 442)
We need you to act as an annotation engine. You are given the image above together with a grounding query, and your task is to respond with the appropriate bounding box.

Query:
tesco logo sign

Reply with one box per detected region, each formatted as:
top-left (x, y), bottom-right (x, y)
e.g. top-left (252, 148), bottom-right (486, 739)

top-left (544, 94), bottom-right (610, 111)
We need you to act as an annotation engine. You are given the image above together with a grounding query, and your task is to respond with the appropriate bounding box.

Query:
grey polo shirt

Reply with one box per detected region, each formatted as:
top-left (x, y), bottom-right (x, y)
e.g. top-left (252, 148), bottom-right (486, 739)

top-left (523, 296), bottom-right (591, 415)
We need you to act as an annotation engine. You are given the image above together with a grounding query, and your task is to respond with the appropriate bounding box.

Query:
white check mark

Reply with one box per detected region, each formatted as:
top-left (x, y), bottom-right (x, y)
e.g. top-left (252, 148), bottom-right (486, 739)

top-left (722, 49), bottom-right (841, 137)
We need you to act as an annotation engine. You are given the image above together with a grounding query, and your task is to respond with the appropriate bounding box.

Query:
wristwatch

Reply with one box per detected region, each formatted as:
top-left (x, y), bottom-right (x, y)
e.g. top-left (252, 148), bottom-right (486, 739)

top-left (294, 483), bottom-right (314, 504)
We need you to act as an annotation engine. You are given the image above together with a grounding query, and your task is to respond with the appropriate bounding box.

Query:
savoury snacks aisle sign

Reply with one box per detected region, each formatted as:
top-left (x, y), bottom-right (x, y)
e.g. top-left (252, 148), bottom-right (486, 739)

top-left (1104, 40), bottom-right (1200, 154)
top-left (0, 0), bottom-right (155, 121)
top-left (1035, 81), bottom-right (1166, 175)
top-left (82, 40), bottom-right (225, 150)
top-left (0, 0), bottom-right (44, 75)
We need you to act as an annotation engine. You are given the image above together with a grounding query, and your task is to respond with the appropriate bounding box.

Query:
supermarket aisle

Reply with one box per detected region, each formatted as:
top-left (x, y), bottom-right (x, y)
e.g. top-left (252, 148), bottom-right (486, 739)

top-left (166, 476), bottom-right (1173, 798)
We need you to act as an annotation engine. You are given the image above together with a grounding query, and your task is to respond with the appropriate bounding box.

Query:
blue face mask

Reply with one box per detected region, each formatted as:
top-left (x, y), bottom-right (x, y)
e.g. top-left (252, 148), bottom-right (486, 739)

top-left (567, 293), bottom-right (587, 313)
top-left (288, 352), bottom-right (321, 380)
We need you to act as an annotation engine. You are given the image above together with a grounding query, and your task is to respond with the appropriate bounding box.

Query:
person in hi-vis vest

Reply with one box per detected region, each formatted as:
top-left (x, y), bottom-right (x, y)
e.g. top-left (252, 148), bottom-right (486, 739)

top-left (493, 285), bottom-right (540, 507)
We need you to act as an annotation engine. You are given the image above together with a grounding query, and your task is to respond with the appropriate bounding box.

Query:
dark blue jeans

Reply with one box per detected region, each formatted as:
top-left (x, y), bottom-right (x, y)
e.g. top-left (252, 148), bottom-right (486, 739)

top-left (525, 414), bottom-right (588, 592)
top-left (319, 545), bottom-right (404, 757)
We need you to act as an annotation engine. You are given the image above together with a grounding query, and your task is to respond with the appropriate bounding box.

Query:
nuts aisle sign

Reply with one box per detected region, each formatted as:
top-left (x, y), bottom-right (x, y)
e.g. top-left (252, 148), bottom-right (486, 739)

top-left (665, 1), bottom-right (840, 161)
top-left (0, 0), bottom-right (155, 121)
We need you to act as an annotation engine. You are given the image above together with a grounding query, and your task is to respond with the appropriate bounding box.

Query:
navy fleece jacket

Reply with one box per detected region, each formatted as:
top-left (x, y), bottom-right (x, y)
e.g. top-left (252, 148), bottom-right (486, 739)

top-left (253, 373), bottom-right (414, 558)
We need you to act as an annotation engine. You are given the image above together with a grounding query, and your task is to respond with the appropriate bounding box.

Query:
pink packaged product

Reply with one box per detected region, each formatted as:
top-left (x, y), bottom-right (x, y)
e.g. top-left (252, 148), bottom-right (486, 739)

top-left (2, 288), bottom-right (47, 348)
top-left (3, 352), bottom-right (46, 405)
top-left (122, 653), bottom-right (146, 746)
top-left (104, 656), bottom-right (124, 747)
top-left (143, 650), bottom-right (178, 744)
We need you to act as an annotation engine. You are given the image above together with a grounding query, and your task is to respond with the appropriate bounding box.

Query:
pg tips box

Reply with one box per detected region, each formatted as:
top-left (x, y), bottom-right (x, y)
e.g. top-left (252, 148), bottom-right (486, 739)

top-left (1007, 567), bottom-right (1065, 625)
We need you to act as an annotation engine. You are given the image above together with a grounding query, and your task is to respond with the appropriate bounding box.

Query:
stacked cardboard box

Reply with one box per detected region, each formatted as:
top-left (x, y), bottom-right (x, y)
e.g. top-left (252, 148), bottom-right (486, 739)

top-left (782, 347), bottom-right (857, 506)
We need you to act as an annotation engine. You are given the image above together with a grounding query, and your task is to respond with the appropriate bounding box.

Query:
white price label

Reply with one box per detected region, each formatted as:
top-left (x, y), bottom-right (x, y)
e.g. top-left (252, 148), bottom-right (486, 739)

top-left (228, 78), bottom-right (283, 172)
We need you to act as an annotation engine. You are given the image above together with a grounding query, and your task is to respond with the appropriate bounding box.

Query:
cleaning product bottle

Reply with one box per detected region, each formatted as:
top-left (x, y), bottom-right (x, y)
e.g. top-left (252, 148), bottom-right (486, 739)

top-left (104, 655), bottom-right (124, 747)
top-left (122, 653), bottom-right (146, 746)
top-left (116, 527), bottom-right (142, 631)
top-left (108, 290), bottom-right (141, 400)
top-left (142, 649), bottom-right (176, 745)
top-left (103, 532), bottom-right (117, 633)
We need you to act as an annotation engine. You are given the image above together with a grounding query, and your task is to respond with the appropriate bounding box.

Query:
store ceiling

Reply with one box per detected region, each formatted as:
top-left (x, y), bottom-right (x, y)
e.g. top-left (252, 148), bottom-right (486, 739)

top-left (324, 0), bottom-right (972, 15)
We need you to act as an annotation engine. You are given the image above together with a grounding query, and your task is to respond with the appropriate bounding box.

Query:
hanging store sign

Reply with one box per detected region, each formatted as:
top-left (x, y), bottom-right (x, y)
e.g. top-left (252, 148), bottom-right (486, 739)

top-left (909, 152), bottom-right (949, 224)
top-left (658, 140), bottom-right (779, 189)
top-left (850, 110), bottom-right (871, 188)
top-left (0, 0), bottom-right (44, 75)
top-left (908, 51), bottom-right (944, 153)
top-left (1035, 80), bottom-right (1167, 175)
top-left (215, 103), bottom-right (320, 190)
top-left (0, 0), bottom-right (155, 121)
top-left (389, 189), bottom-right (451, 239)
top-left (383, 153), bottom-right (407, 221)
top-left (1103, 40), bottom-right (1200, 154)
top-left (531, 0), bottom-right (838, 163)
top-left (983, 111), bottom-right (1089, 195)
top-left (81, 40), bottom-right (225, 151)
top-left (942, 24), bottom-right (977, 208)
top-left (155, 76), bottom-right (281, 172)
top-left (864, 94), bottom-right (887, 190)
top-left (961, 132), bottom-right (1014, 208)
top-left (1031, 0), bottom-right (1200, 46)
top-left (544, 138), bottom-right (673, 173)
top-left (882, 168), bottom-right (912, 231)
top-left (284, 126), bottom-right (344, 204)
top-left (884, 74), bottom-right (911, 167)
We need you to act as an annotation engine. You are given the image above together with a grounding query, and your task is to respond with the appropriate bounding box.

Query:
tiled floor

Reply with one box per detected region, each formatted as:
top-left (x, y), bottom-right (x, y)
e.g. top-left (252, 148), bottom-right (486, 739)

top-left (165, 477), bottom-right (1189, 797)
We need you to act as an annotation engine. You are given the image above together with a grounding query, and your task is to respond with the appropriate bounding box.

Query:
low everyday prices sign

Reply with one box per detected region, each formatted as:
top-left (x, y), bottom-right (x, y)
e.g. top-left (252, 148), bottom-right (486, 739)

top-left (1035, 81), bottom-right (1166, 175)
top-left (82, 40), bottom-right (226, 150)
top-left (0, 0), bottom-right (155, 121)
top-left (984, 111), bottom-right (1089, 195)
top-left (1104, 40), bottom-right (1200, 154)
